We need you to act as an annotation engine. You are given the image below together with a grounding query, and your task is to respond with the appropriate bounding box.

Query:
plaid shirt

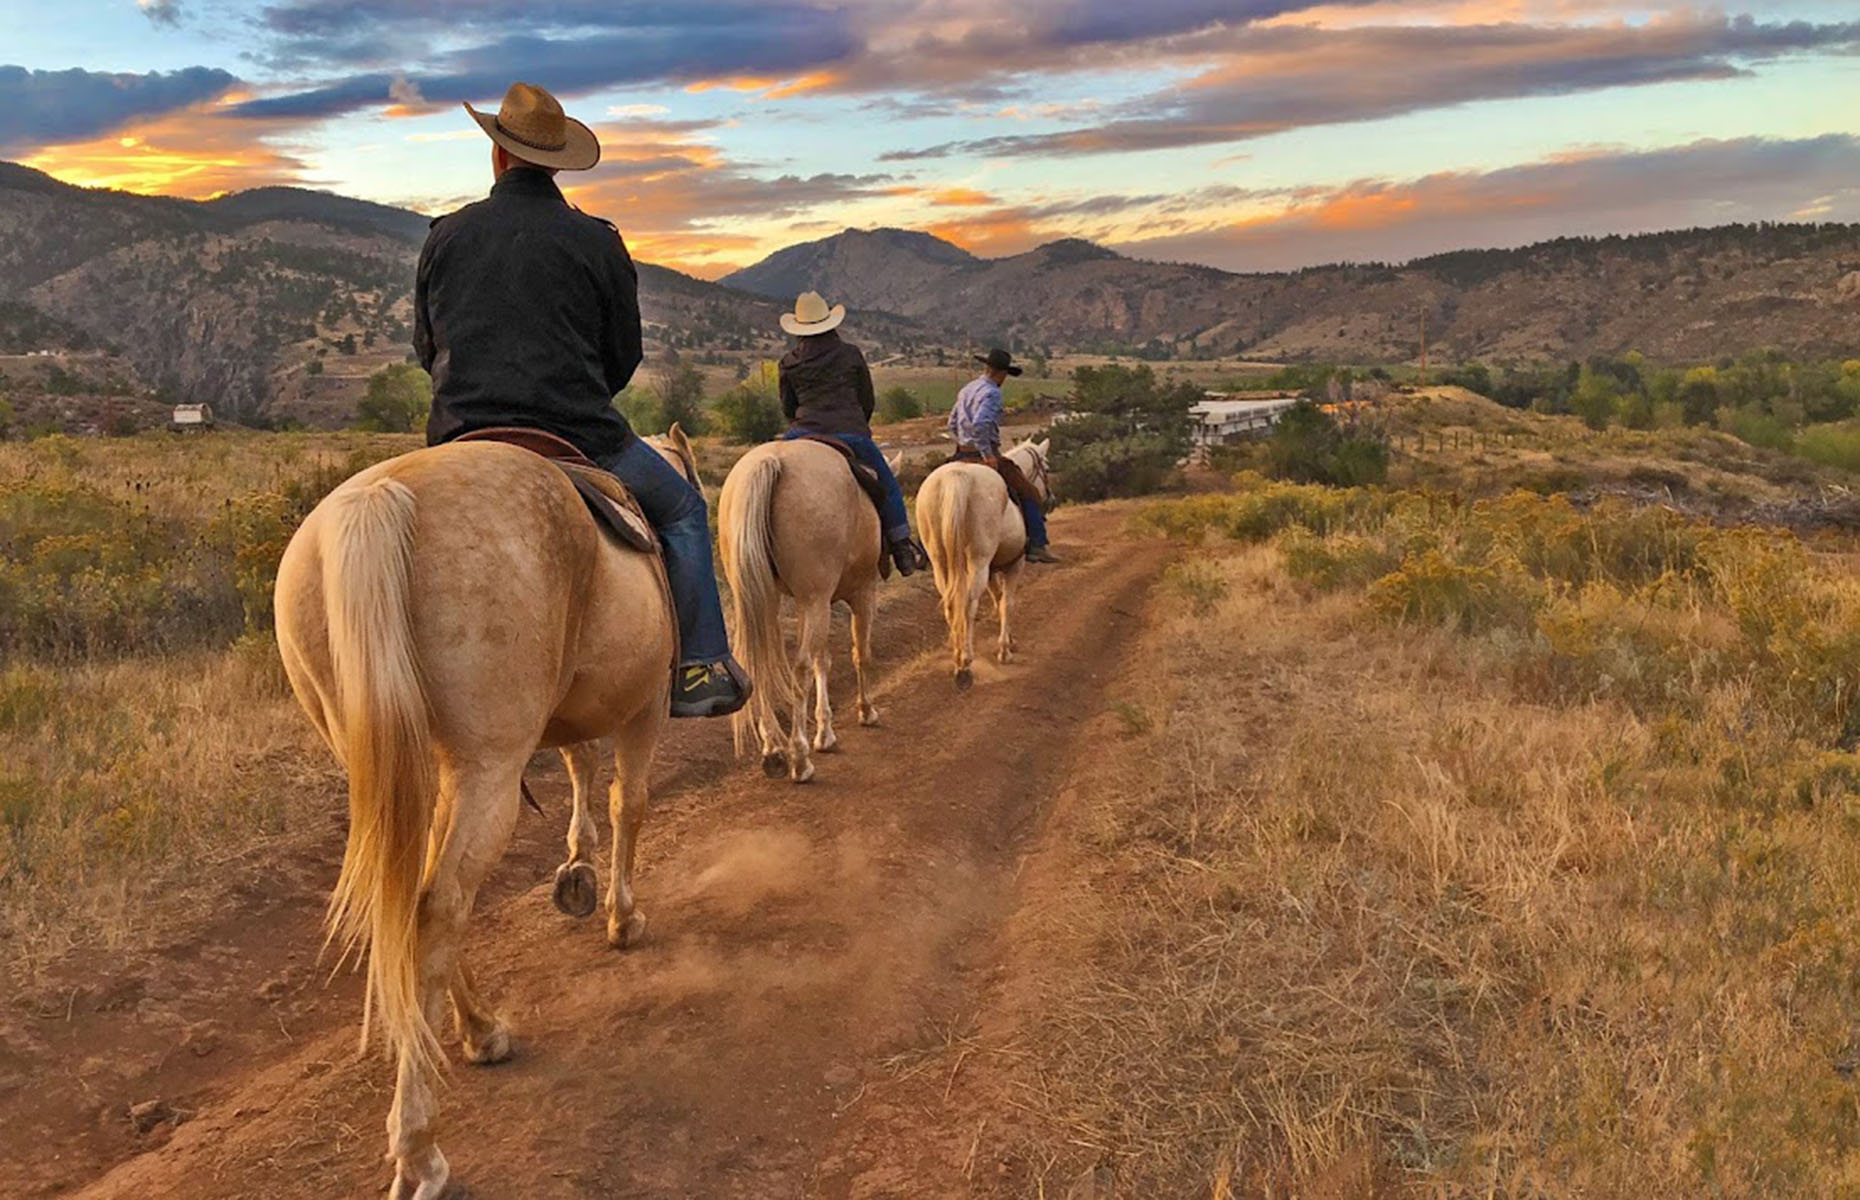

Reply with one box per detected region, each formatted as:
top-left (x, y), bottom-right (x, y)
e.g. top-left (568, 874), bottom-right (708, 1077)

top-left (948, 375), bottom-right (1004, 456)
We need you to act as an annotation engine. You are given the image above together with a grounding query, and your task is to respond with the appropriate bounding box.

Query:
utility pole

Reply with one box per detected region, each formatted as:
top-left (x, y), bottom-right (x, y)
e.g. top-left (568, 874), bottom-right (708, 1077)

top-left (1419, 308), bottom-right (1428, 388)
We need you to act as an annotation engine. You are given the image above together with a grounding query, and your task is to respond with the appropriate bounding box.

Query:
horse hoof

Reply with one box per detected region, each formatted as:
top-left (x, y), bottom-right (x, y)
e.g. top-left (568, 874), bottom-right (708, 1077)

top-left (815, 736), bottom-right (840, 754)
top-left (859, 706), bottom-right (881, 727)
top-left (955, 668), bottom-right (974, 692)
top-left (609, 909), bottom-right (648, 950)
top-left (391, 1145), bottom-right (450, 1200)
top-left (463, 1020), bottom-right (512, 1066)
top-left (761, 752), bottom-right (788, 779)
top-left (552, 862), bottom-right (599, 919)
top-left (997, 649), bottom-right (1014, 664)
top-left (792, 759), bottom-right (816, 784)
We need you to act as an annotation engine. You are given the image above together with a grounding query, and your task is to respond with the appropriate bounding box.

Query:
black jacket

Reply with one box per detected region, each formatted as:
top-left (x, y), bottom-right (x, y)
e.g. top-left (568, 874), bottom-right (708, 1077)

top-left (416, 168), bottom-right (641, 458)
top-left (778, 331), bottom-right (876, 437)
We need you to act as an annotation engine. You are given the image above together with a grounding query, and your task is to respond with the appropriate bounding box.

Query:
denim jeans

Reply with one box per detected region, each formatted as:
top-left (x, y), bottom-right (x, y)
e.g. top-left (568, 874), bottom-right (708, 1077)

top-left (599, 437), bottom-right (730, 665)
top-left (782, 429), bottom-right (912, 543)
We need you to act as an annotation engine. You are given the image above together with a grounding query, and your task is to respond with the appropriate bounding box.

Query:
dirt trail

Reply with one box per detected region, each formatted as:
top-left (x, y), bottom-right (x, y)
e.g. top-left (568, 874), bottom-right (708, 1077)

top-left (1, 505), bottom-right (1166, 1199)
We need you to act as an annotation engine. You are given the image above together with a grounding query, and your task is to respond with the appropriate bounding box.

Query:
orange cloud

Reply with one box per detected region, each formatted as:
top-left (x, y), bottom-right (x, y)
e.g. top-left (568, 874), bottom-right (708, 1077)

top-left (22, 101), bottom-right (310, 198)
top-left (926, 187), bottom-right (998, 207)
top-left (925, 211), bottom-right (1050, 258)
top-left (683, 71), bottom-right (841, 100)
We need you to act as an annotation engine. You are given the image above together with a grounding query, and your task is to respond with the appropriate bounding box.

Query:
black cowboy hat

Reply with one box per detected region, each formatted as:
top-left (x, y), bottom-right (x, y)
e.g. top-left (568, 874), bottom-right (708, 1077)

top-left (973, 348), bottom-right (1023, 377)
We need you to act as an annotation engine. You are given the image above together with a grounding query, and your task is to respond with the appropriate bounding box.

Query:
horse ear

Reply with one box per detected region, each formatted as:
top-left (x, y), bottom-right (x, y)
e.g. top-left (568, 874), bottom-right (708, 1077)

top-left (885, 451), bottom-right (903, 473)
top-left (1036, 438), bottom-right (1051, 457)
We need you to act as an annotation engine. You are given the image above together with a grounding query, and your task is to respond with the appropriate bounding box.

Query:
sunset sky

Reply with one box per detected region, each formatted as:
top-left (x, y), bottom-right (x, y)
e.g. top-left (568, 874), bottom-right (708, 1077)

top-left (2, 1), bottom-right (1857, 278)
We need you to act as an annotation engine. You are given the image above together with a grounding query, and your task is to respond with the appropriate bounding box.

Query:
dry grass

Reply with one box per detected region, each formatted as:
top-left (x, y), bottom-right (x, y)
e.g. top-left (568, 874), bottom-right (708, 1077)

top-left (973, 485), bottom-right (1860, 1196)
top-left (0, 432), bottom-right (401, 979)
top-left (1373, 387), bottom-right (1846, 509)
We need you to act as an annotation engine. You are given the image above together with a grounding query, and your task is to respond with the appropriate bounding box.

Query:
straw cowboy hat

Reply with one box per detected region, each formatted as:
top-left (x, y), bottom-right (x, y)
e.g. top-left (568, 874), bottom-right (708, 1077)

top-left (780, 291), bottom-right (847, 337)
top-left (464, 82), bottom-right (601, 171)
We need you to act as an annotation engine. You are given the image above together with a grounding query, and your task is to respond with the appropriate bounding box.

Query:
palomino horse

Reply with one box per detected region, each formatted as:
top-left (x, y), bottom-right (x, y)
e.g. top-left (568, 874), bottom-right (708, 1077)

top-left (273, 426), bottom-right (697, 1200)
top-left (916, 438), bottom-right (1052, 689)
top-left (718, 438), bottom-right (889, 783)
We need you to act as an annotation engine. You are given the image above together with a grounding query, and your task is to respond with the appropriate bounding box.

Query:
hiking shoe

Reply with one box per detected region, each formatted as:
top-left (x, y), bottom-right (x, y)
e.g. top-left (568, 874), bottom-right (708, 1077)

top-left (888, 538), bottom-right (925, 578)
top-left (671, 658), bottom-right (752, 718)
top-left (1025, 545), bottom-right (1060, 564)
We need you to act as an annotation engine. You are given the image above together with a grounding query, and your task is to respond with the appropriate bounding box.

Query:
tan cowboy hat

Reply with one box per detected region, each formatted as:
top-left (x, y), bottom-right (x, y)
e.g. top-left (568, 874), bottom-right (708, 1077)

top-left (780, 291), bottom-right (847, 337)
top-left (464, 82), bottom-right (601, 171)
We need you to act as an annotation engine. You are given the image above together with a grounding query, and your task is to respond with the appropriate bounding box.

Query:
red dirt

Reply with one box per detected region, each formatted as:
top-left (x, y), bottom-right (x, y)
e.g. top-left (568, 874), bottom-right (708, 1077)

top-left (0, 505), bottom-right (1167, 1199)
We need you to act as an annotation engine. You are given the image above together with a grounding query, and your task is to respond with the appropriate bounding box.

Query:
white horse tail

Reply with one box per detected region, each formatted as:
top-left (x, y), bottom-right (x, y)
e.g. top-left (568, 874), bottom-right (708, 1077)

top-left (723, 452), bottom-right (795, 755)
top-left (926, 470), bottom-right (975, 666)
top-left (320, 477), bottom-right (441, 1077)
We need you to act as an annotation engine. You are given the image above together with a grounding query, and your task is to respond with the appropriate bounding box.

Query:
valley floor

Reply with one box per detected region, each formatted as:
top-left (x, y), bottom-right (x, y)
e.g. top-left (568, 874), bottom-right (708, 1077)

top-left (10, 477), bottom-right (1860, 1197)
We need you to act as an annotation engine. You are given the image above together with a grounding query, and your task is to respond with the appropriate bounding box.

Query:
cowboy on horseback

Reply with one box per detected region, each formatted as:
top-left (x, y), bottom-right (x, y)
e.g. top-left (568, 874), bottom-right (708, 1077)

top-left (414, 81), bottom-right (749, 718)
top-left (775, 292), bottom-right (927, 578)
top-left (949, 348), bottom-right (1059, 564)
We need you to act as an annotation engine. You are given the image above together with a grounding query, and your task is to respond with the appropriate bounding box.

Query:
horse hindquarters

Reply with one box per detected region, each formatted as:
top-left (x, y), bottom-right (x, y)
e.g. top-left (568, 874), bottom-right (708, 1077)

top-left (919, 467), bottom-right (995, 689)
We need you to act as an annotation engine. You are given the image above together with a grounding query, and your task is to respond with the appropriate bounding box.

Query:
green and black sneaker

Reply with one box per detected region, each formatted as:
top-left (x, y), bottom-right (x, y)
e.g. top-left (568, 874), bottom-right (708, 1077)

top-left (671, 657), bottom-right (752, 719)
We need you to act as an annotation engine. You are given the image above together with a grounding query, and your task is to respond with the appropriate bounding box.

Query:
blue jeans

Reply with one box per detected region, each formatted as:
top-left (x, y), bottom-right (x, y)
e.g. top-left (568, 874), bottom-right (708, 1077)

top-left (599, 437), bottom-right (730, 665)
top-left (782, 429), bottom-right (912, 544)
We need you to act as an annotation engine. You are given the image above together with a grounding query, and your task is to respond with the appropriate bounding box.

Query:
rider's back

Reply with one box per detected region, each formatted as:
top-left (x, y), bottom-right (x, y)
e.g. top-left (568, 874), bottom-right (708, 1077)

top-left (417, 168), bottom-right (641, 459)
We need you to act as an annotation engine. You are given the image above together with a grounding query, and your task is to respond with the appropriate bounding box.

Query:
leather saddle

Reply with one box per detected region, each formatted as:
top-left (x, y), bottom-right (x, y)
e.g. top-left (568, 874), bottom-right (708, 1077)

top-left (454, 427), bottom-right (657, 554)
top-left (793, 434), bottom-right (895, 579)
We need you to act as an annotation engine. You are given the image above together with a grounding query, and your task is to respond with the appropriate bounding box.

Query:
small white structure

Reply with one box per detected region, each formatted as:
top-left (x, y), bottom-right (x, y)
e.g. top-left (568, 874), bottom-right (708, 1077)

top-left (170, 403), bottom-right (215, 432)
top-left (1189, 394), bottom-right (1299, 445)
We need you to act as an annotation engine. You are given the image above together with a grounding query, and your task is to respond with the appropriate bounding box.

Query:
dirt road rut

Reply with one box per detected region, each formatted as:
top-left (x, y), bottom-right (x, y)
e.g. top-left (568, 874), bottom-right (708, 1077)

top-left (6, 506), bottom-right (1166, 1199)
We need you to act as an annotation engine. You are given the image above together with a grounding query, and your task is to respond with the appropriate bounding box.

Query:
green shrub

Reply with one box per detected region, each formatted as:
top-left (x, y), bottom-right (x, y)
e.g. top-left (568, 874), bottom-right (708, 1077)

top-left (616, 388), bottom-right (663, 434)
top-left (1792, 424), bottom-right (1860, 474)
top-left (1049, 364), bottom-right (1199, 502)
top-left (876, 386), bottom-right (923, 424)
top-left (712, 385), bottom-right (783, 444)
top-left (1265, 401), bottom-right (1389, 487)
top-left (354, 363), bottom-right (431, 432)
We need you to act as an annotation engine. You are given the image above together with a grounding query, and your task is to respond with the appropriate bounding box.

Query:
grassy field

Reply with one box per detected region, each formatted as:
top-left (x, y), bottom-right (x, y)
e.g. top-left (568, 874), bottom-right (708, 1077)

top-left (12, 405), bottom-right (1860, 1194)
top-left (958, 476), bottom-right (1860, 1195)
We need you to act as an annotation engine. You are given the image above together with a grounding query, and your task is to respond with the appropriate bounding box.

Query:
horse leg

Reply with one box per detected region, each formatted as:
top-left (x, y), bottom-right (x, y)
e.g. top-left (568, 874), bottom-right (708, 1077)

top-left (388, 762), bottom-right (522, 1200)
top-left (550, 740), bottom-right (601, 919)
top-left (955, 552), bottom-right (989, 690)
top-left (799, 597), bottom-right (837, 754)
top-left (449, 960), bottom-right (510, 1065)
top-left (606, 707), bottom-right (665, 948)
top-left (849, 584), bottom-right (880, 727)
top-left (990, 569), bottom-right (1013, 663)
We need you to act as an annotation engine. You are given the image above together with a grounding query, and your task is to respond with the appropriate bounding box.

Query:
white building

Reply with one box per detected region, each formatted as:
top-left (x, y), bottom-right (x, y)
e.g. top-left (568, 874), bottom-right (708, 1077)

top-left (1189, 395), bottom-right (1300, 445)
top-left (170, 403), bottom-right (215, 431)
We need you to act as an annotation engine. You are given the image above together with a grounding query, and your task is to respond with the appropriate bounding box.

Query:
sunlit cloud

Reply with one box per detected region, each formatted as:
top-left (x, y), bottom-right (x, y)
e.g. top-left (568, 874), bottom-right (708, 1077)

top-left (1110, 135), bottom-right (1860, 270)
top-left (21, 98), bottom-right (312, 196)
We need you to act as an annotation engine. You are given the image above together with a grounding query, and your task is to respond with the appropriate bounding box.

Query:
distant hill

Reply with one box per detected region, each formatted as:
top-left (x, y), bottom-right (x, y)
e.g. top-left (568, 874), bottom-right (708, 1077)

top-left (7, 156), bottom-right (1860, 427)
top-left (722, 227), bottom-right (982, 312)
top-left (0, 163), bottom-right (865, 426)
top-left (723, 223), bottom-right (1860, 363)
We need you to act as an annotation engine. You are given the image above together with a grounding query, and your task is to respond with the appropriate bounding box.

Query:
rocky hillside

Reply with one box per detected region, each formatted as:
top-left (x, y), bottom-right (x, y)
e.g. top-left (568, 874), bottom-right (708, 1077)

top-left (723, 224), bottom-right (1860, 362)
top-left (0, 163), bottom-right (857, 427)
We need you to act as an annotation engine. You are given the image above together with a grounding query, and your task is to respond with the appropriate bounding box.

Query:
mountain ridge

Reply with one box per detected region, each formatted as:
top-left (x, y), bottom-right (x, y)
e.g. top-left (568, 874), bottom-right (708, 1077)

top-left (6, 159), bottom-right (1860, 427)
top-left (721, 221), bottom-right (1860, 362)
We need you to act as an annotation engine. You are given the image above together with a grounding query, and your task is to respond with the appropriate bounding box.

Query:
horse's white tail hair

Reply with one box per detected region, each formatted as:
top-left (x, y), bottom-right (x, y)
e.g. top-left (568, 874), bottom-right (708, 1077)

top-left (320, 477), bottom-right (441, 1077)
top-left (723, 452), bottom-right (795, 755)
top-left (924, 471), bottom-right (975, 663)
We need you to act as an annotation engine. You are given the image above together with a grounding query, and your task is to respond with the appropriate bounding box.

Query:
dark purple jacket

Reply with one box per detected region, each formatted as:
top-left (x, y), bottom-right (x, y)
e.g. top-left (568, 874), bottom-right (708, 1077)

top-left (778, 331), bottom-right (876, 437)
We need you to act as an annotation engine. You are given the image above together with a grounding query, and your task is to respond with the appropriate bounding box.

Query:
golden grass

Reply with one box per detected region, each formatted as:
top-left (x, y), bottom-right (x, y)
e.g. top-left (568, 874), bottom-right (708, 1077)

top-left (978, 484), bottom-right (1860, 1196)
top-left (1, 644), bottom-right (334, 975)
